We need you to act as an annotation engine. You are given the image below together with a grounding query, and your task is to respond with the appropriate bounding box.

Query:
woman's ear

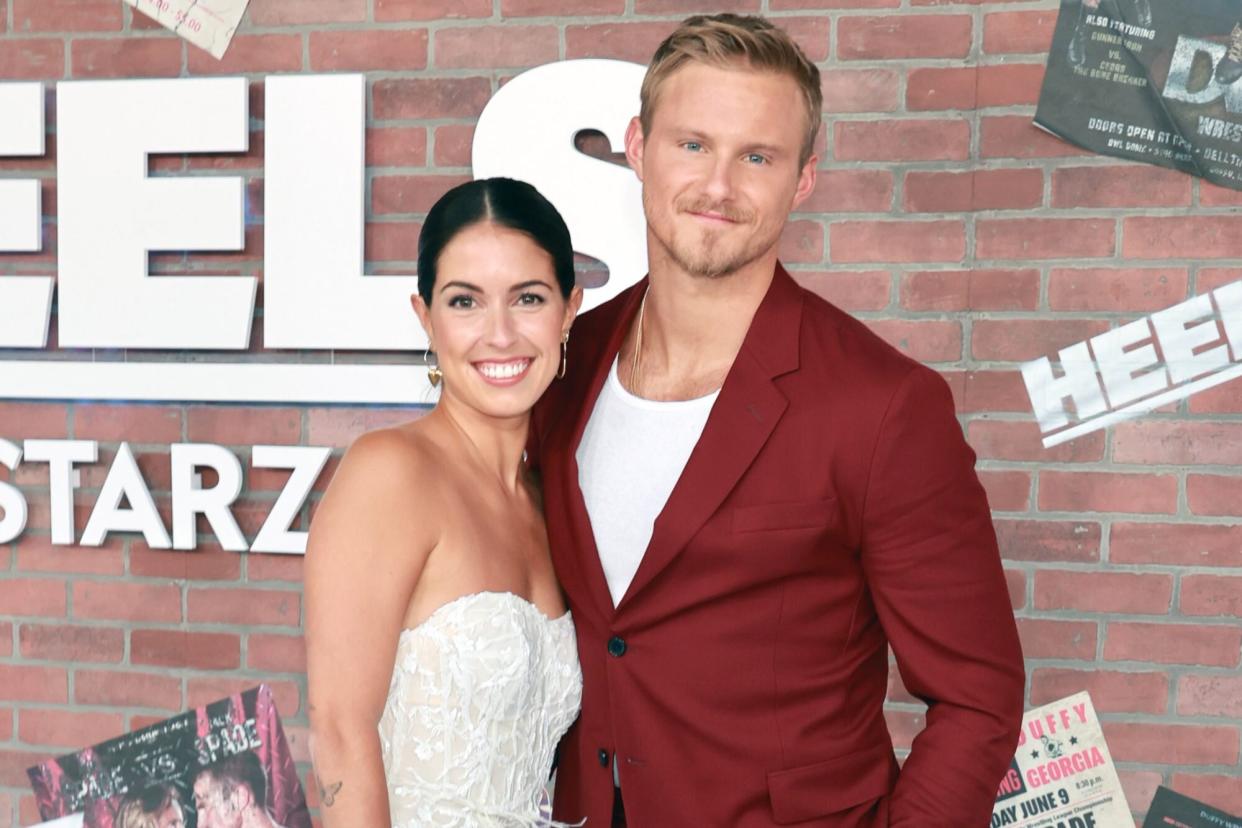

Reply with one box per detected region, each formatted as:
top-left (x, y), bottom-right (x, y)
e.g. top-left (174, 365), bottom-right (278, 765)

top-left (564, 286), bottom-right (585, 330)
top-left (411, 293), bottom-right (434, 347)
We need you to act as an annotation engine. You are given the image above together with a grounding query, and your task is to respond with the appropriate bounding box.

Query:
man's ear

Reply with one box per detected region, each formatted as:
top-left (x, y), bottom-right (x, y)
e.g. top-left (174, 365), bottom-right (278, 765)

top-left (624, 116), bottom-right (645, 181)
top-left (789, 152), bottom-right (818, 213)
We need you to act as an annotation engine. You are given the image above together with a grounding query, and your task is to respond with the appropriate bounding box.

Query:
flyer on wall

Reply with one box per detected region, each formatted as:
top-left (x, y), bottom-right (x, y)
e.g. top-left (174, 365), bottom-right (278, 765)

top-left (992, 691), bottom-right (1132, 828)
top-left (124, 0), bottom-right (251, 58)
top-left (27, 684), bottom-right (309, 828)
top-left (1036, 0), bottom-right (1242, 190)
top-left (1142, 785), bottom-right (1241, 827)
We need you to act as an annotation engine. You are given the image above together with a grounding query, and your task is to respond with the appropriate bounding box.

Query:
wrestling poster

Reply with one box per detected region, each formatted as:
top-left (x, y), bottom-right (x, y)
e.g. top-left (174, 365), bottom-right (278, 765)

top-left (27, 684), bottom-right (309, 828)
top-left (1142, 786), bottom-right (1241, 827)
top-left (992, 691), bottom-right (1132, 828)
top-left (1035, 0), bottom-right (1242, 190)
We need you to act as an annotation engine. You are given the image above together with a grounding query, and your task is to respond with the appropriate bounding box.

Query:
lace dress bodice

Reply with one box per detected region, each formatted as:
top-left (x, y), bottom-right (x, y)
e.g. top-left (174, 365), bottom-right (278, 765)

top-left (378, 591), bottom-right (583, 827)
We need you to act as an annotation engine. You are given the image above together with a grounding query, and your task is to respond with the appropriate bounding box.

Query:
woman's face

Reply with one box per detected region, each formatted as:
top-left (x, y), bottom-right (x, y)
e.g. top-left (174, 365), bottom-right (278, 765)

top-left (413, 222), bottom-right (582, 421)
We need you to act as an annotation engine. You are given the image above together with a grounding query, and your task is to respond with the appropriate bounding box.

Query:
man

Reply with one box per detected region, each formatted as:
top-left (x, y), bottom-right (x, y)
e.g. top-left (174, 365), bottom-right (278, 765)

top-left (192, 754), bottom-right (287, 828)
top-left (534, 13), bottom-right (1025, 827)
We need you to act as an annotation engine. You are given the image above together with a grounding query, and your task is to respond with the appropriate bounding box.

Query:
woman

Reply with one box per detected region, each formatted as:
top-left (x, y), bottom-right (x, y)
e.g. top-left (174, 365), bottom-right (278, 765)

top-left (305, 178), bottom-right (584, 827)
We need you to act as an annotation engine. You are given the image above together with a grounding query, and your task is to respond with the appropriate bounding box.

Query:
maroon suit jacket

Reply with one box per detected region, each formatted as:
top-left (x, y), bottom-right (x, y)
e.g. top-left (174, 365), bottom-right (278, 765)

top-left (534, 265), bottom-right (1024, 827)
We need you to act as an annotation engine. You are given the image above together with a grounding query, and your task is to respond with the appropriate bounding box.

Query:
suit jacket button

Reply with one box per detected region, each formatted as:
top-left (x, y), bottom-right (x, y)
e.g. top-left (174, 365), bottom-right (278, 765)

top-left (607, 636), bottom-right (627, 657)
top-left (598, 749), bottom-right (610, 767)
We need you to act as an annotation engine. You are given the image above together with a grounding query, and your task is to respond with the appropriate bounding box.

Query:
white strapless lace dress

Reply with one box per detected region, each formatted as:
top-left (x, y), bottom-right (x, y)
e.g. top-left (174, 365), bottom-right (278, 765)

top-left (378, 591), bottom-right (583, 827)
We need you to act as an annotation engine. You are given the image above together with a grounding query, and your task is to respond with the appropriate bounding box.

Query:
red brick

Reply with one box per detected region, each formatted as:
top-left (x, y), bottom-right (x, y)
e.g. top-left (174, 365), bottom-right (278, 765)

top-left (247, 553), bottom-right (306, 583)
top-left (0, 750), bottom-right (57, 787)
top-left (309, 29), bottom-right (428, 71)
top-left (978, 470), bottom-right (1031, 511)
top-left (186, 406), bottom-right (301, 446)
top-left (774, 0), bottom-right (898, 8)
top-left (863, 320), bottom-right (961, 362)
top-left (901, 269), bottom-right (1039, 311)
top-left (1177, 675), bottom-right (1242, 718)
top-left (1105, 622), bottom-right (1242, 667)
top-left (1002, 568), bottom-right (1025, 609)
top-left (0, 710), bottom-right (9, 742)
top-left (188, 588), bottom-right (300, 627)
top-left (15, 536), bottom-right (124, 576)
top-left (1125, 216), bottom-right (1242, 258)
top-left (1031, 668), bottom-right (1169, 714)
top-left (778, 221), bottom-right (824, 264)
top-left (1187, 475), bottom-right (1242, 516)
top-left (70, 37), bottom-right (182, 78)
top-left (885, 709), bottom-right (925, 753)
top-left (305, 408), bottom-right (418, 450)
top-left (74, 404), bottom-right (183, 444)
top-left (790, 270), bottom-right (891, 311)
top-left (1015, 618), bottom-right (1097, 659)
top-left (1200, 180), bottom-right (1242, 207)
top-left (1038, 471), bottom-right (1178, 515)
top-left (635, 0), bottom-right (758, 11)
top-left (248, 633), bottom-right (307, 673)
top-left (0, 665), bottom-right (67, 703)
top-left (188, 34), bottom-right (302, 75)
top-left (801, 170), bottom-right (893, 213)
top-left (434, 25), bottom-right (558, 70)
top-left (14, 0), bottom-right (120, 31)
top-left (0, 403), bottom-right (70, 440)
top-left (1047, 267), bottom-right (1189, 311)
top-left (967, 420), bottom-right (1105, 463)
top-left (0, 622), bottom-right (10, 658)
top-left (1198, 267), bottom-right (1242, 292)
top-left (19, 709), bottom-right (124, 749)
top-left (1113, 421), bottom-right (1242, 465)
top-left (432, 124), bottom-right (474, 168)
top-left (976, 218), bottom-right (1115, 260)
top-left (72, 581), bottom-right (181, 623)
top-left (75, 669), bottom-right (182, 710)
top-left (376, 0), bottom-right (491, 19)
top-left (129, 541), bottom-right (241, 581)
top-left (1103, 722), bottom-right (1239, 765)
top-left (565, 22), bottom-right (675, 62)
top-left (1111, 523), bottom-right (1242, 569)
top-left (981, 115), bottom-right (1093, 159)
top-left (904, 169), bottom-right (1043, 212)
top-left (187, 678), bottom-right (301, 718)
top-left (1169, 774), bottom-right (1242, 815)
top-left (835, 120), bottom-right (970, 161)
top-left (1054, 164), bottom-right (1192, 208)
top-left (19, 623), bottom-right (123, 662)
top-left (994, 519), bottom-right (1101, 563)
top-left (374, 78), bottom-right (493, 120)
top-left (0, 39), bottom-right (65, 79)
top-left (837, 15), bottom-right (971, 59)
top-left (983, 9), bottom-right (1057, 54)
top-left (0, 578), bottom-right (66, 617)
top-left (820, 68), bottom-right (899, 114)
top-left (373, 174), bottom-right (472, 215)
top-left (132, 629), bottom-right (240, 670)
top-left (504, 0), bottom-right (622, 13)
top-left (907, 64), bottom-right (1044, 110)
top-left (829, 220), bottom-right (964, 263)
top-left (1188, 380), bottom-right (1242, 414)
top-left (1034, 569), bottom-right (1174, 614)
top-left (775, 16), bottom-right (833, 63)
top-left (971, 318), bottom-right (1109, 361)
top-left (247, 0), bottom-right (367, 24)
top-left (1181, 575), bottom-right (1242, 618)
top-left (368, 127), bottom-right (427, 168)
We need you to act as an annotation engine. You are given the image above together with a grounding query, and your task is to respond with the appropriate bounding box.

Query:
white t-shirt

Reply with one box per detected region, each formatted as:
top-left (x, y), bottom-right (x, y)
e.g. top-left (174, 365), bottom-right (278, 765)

top-left (576, 357), bottom-right (720, 606)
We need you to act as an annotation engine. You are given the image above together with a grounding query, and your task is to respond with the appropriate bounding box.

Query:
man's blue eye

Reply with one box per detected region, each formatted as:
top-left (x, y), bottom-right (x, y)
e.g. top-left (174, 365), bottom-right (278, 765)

top-left (747, 153), bottom-right (767, 164)
top-left (684, 142), bottom-right (702, 151)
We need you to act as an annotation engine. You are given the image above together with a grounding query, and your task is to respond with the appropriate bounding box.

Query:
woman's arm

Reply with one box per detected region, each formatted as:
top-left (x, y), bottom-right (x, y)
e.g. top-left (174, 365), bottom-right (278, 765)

top-left (304, 429), bottom-right (437, 828)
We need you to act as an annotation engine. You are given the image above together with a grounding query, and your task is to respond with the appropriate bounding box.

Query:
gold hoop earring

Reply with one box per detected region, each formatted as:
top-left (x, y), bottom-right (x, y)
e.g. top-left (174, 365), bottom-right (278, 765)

top-left (426, 349), bottom-right (442, 387)
top-left (557, 332), bottom-right (569, 380)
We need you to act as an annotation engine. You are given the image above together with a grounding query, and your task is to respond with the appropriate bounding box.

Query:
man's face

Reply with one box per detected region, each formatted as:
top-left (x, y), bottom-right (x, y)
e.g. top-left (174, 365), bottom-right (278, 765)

top-left (627, 61), bottom-right (817, 280)
top-left (193, 774), bottom-right (240, 828)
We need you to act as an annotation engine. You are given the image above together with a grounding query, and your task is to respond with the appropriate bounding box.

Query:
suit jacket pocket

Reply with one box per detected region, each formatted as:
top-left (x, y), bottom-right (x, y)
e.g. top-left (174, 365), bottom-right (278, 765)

top-left (732, 497), bottom-right (836, 533)
top-left (766, 743), bottom-right (898, 825)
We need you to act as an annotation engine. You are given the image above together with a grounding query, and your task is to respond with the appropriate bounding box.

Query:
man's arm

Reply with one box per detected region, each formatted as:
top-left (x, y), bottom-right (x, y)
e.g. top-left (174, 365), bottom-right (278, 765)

top-left (859, 366), bottom-right (1025, 827)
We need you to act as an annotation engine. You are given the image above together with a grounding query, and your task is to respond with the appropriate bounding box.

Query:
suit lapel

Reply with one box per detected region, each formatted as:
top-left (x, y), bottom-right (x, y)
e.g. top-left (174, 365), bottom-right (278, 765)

top-left (549, 279), bottom-right (648, 621)
top-left (616, 265), bottom-right (804, 611)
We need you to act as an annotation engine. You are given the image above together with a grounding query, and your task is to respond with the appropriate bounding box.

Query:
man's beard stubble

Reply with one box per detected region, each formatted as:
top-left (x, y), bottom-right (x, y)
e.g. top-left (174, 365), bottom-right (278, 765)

top-left (645, 191), bottom-right (775, 280)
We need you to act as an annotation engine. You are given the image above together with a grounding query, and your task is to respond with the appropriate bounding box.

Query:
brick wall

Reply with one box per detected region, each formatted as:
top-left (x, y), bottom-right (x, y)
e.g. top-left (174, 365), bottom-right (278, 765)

top-left (2, 0), bottom-right (1241, 825)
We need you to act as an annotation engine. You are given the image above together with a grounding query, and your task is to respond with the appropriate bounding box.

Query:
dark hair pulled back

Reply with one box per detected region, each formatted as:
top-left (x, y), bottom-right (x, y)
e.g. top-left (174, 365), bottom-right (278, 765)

top-left (417, 177), bottom-right (575, 304)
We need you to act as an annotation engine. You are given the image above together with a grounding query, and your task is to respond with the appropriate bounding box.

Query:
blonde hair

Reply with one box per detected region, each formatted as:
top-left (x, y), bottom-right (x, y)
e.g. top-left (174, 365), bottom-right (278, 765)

top-left (640, 14), bottom-right (823, 165)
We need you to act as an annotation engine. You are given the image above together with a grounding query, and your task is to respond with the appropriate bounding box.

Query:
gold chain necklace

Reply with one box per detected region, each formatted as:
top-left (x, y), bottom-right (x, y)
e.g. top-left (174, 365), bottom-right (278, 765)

top-left (629, 286), bottom-right (649, 394)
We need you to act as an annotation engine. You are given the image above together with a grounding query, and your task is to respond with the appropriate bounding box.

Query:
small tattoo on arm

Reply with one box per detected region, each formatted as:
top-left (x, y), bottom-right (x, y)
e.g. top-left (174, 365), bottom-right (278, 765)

top-left (316, 774), bottom-right (343, 807)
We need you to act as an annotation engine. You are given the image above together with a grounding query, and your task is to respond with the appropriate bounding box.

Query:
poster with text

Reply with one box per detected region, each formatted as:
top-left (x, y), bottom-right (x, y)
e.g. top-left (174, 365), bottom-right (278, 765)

top-left (1142, 785), bottom-right (1241, 827)
top-left (992, 691), bottom-right (1132, 828)
top-left (124, 0), bottom-right (251, 59)
top-left (27, 684), bottom-right (309, 828)
top-left (1035, 0), bottom-right (1242, 190)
